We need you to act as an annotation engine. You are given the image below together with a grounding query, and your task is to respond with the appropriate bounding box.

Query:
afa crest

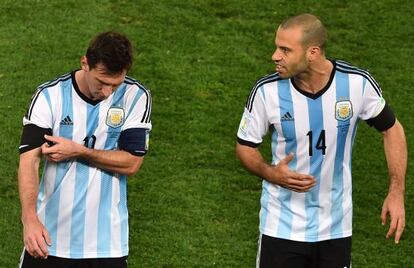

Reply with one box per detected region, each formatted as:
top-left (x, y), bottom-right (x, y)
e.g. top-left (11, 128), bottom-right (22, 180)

top-left (106, 107), bottom-right (125, 128)
top-left (335, 100), bottom-right (353, 121)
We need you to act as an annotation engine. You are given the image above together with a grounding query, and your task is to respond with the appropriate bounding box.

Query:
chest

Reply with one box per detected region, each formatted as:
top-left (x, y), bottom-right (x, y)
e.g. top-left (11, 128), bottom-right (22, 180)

top-left (267, 83), bottom-right (363, 156)
top-left (51, 94), bottom-right (126, 150)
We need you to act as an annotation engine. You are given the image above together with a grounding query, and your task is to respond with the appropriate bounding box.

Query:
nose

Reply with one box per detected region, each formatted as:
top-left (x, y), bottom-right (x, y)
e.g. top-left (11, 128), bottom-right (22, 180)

top-left (102, 85), bottom-right (114, 97)
top-left (272, 49), bottom-right (282, 62)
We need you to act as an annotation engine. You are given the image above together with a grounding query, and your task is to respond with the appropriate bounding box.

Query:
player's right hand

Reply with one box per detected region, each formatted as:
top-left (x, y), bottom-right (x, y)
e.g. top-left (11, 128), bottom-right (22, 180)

top-left (22, 216), bottom-right (51, 259)
top-left (265, 153), bottom-right (316, 192)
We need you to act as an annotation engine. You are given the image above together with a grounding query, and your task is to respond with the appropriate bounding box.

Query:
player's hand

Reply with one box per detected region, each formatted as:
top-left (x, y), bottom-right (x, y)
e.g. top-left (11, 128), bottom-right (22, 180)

top-left (381, 191), bottom-right (405, 244)
top-left (41, 135), bottom-right (83, 162)
top-left (22, 216), bottom-right (51, 259)
top-left (265, 153), bottom-right (316, 192)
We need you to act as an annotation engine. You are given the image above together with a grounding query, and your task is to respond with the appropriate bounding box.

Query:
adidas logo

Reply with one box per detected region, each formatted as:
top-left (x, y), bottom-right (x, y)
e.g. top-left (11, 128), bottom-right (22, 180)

top-left (281, 112), bottom-right (294, 121)
top-left (60, 115), bottom-right (73, 125)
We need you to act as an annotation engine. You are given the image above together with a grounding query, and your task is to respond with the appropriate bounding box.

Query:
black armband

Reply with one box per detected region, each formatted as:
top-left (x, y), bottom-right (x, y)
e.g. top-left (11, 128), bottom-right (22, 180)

top-left (237, 137), bottom-right (260, 148)
top-left (119, 128), bottom-right (149, 156)
top-left (19, 124), bottom-right (52, 154)
top-left (365, 103), bottom-right (396, 132)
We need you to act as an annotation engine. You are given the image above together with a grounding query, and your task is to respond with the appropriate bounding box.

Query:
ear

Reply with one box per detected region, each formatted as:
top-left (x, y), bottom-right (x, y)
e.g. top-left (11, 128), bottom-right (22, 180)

top-left (307, 46), bottom-right (320, 61)
top-left (81, 56), bottom-right (89, 72)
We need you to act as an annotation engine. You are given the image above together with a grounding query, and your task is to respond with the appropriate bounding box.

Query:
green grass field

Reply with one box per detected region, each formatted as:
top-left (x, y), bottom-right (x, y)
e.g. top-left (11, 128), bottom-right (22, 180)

top-left (0, 0), bottom-right (413, 267)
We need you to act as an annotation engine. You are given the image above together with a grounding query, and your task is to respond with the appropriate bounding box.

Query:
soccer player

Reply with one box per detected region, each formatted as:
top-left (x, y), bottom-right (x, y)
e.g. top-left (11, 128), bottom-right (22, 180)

top-left (236, 14), bottom-right (406, 268)
top-left (18, 31), bottom-right (152, 268)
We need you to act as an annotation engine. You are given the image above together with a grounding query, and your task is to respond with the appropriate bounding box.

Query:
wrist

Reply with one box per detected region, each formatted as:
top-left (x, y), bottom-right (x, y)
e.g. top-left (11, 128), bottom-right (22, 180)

top-left (388, 181), bottom-right (405, 196)
top-left (21, 212), bottom-right (38, 224)
top-left (388, 188), bottom-right (405, 197)
top-left (78, 144), bottom-right (92, 159)
top-left (261, 163), bottom-right (274, 182)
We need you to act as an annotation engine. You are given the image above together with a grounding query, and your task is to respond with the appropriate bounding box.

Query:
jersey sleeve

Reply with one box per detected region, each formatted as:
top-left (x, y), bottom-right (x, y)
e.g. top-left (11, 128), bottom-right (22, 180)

top-left (236, 85), bottom-right (269, 147)
top-left (119, 85), bottom-right (152, 156)
top-left (122, 86), bottom-right (152, 131)
top-left (358, 76), bottom-right (386, 121)
top-left (358, 75), bottom-right (396, 131)
top-left (19, 88), bottom-right (53, 154)
top-left (24, 88), bottom-right (53, 129)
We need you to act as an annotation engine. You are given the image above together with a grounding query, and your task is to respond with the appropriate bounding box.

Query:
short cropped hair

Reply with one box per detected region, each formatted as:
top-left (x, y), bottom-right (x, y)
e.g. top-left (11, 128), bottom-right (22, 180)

top-left (280, 13), bottom-right (327, 53)
top-left (86, 31), bottom-right (133, 75)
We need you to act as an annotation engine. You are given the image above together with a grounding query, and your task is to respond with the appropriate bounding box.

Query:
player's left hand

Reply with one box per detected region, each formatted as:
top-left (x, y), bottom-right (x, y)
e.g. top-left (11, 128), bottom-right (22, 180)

top-left (381, 191), bottom-right (405, 244)
top-left (41, 135), bottom-right (83, 162)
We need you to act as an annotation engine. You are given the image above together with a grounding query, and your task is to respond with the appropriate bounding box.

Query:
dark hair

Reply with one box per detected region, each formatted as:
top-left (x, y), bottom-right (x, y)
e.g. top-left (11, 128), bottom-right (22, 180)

top-left (86, 31), bottom-right (133, 75)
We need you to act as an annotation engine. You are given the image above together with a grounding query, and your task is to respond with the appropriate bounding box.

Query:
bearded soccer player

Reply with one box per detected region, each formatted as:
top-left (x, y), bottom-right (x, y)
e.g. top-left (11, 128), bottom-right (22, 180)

top-left (18, 31), bottom-right (152, 268)
top-left (236, 14), bottom-right (406, 268)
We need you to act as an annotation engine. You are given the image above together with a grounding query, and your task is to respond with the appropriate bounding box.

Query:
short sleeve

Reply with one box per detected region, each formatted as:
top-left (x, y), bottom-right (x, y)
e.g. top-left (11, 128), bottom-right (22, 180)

top-left (237, 85), bottom-right (269, 147)
top-left (122, 85), bottom-right (152, 131)
top-left (19, 88), bottom-right (53, 153)
top-left (358, 76), bottom-right (386, 121)
top-left (23, 88), bottom-right (53, 128)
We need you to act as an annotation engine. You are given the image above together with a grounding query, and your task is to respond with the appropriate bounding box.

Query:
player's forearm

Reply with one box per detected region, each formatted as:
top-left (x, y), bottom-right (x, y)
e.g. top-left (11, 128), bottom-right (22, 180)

top-left (19, 181), bottom-right (39, 223)
top-left (383, 120), bottom-right (407, 195)
top-left (18, 153), bottom-right (41, 223)
top-left (79, 147), bottom-right (143, 176)
top-left (236, 142), bottom-right (273, 180)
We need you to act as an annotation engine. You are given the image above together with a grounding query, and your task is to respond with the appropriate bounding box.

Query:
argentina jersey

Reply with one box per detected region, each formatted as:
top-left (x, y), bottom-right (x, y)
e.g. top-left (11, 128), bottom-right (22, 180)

top-left (237, 60), bottom-right (385, 242)
top-left (22, 71), bottom-right (152, 258)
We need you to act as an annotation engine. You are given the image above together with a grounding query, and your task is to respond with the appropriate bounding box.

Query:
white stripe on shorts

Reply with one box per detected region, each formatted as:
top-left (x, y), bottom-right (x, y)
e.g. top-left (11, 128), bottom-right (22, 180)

top-left (256, 234), bottom-right (263, 268)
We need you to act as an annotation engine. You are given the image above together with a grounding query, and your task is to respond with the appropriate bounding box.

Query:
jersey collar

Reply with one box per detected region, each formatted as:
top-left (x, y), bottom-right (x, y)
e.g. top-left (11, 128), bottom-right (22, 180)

top-left (290, 60), bottom-right (336, 100)
top-left (72, 70), bottom-right (102, 106)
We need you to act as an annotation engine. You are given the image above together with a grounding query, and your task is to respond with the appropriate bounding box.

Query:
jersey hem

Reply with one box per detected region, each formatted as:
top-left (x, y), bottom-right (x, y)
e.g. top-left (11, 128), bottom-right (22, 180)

top-left (260, 228), bottom-right (352, 242)
top-left (48, 250), bottom-right (129, 259)
top-left (237, 137), bottom-right (260, 148)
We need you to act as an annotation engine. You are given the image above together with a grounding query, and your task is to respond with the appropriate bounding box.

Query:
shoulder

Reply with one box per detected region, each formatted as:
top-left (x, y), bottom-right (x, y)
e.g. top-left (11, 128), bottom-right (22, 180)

top-left (31, 72), bottom-right (72, 102)
top-left (334, 60), bottom-right (381, 93)
top-left (124, 76), bottom-right (151, 96)
top-left (123, 76), bottom-right (152, 110)
top-left (245, 73), bottom-right (283, 111)
top-left (334, 60), bottom-right (374, 79)
top-left (29, 72), bottom-right (72, 106)
top-left (36, 72), bottom-right (72, 91)
top-left (254, 72), bottom-right (283, 89)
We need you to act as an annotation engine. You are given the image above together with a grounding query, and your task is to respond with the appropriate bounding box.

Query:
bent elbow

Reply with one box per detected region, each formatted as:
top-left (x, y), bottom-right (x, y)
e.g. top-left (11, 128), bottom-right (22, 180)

top-left (125, 166), bottom-right (140, 176)
top-left (125, 156), bottom-right (144, 176)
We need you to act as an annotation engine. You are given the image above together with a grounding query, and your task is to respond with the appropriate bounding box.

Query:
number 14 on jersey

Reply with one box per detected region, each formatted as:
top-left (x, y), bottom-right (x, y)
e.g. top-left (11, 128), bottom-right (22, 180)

top-left (306, 130), bottom-right (326, 156)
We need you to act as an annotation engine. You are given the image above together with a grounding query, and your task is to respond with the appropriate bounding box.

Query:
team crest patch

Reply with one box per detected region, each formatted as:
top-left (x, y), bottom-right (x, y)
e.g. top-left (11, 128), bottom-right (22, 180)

top-left (335, 100), bottom-right (353, 121)
top-left (106, 107), bottom-right (125, 128)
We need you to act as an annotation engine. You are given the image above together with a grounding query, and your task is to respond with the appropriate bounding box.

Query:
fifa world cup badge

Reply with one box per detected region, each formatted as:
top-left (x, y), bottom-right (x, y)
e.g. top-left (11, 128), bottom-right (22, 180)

top-left (106, 107), bottom-right (125, 128)
top-left (335, 100), bottom-right (353, 121)
top-left (239, 114), bottom-right (250, 135)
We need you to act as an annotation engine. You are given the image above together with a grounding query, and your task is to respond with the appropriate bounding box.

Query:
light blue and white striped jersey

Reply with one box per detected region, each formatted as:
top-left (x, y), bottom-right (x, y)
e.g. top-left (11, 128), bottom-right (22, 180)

top-left (237, 60), bottom-right (385, 242)
top-left (23, 71), bottom-right (152, 258)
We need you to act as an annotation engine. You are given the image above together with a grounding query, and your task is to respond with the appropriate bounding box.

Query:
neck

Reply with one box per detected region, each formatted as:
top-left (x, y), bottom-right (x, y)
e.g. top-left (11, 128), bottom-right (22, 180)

top-left (293, 58), bottom-right (333, 94)
top-left (75, 70), bottom-right (92, 99)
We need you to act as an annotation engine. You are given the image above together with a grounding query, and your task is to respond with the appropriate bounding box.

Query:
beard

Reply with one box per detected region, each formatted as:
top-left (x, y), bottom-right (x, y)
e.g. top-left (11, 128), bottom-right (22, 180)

top-left (276, 54), bottom-right (309, 79)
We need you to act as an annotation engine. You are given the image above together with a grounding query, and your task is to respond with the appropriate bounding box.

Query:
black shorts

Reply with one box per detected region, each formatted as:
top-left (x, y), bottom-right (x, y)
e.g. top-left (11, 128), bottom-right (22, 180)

top-left (20, 250), bottom-right (128, 268)
top-left (257, 234), bottom-right (351, 268)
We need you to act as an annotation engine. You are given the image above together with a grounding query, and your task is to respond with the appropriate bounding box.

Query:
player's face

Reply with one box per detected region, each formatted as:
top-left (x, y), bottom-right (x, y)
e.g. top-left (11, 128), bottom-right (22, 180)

top-left (82, 60), bottom-right (126, 101)
top-left (272, 26), bottom-right (309, 78)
